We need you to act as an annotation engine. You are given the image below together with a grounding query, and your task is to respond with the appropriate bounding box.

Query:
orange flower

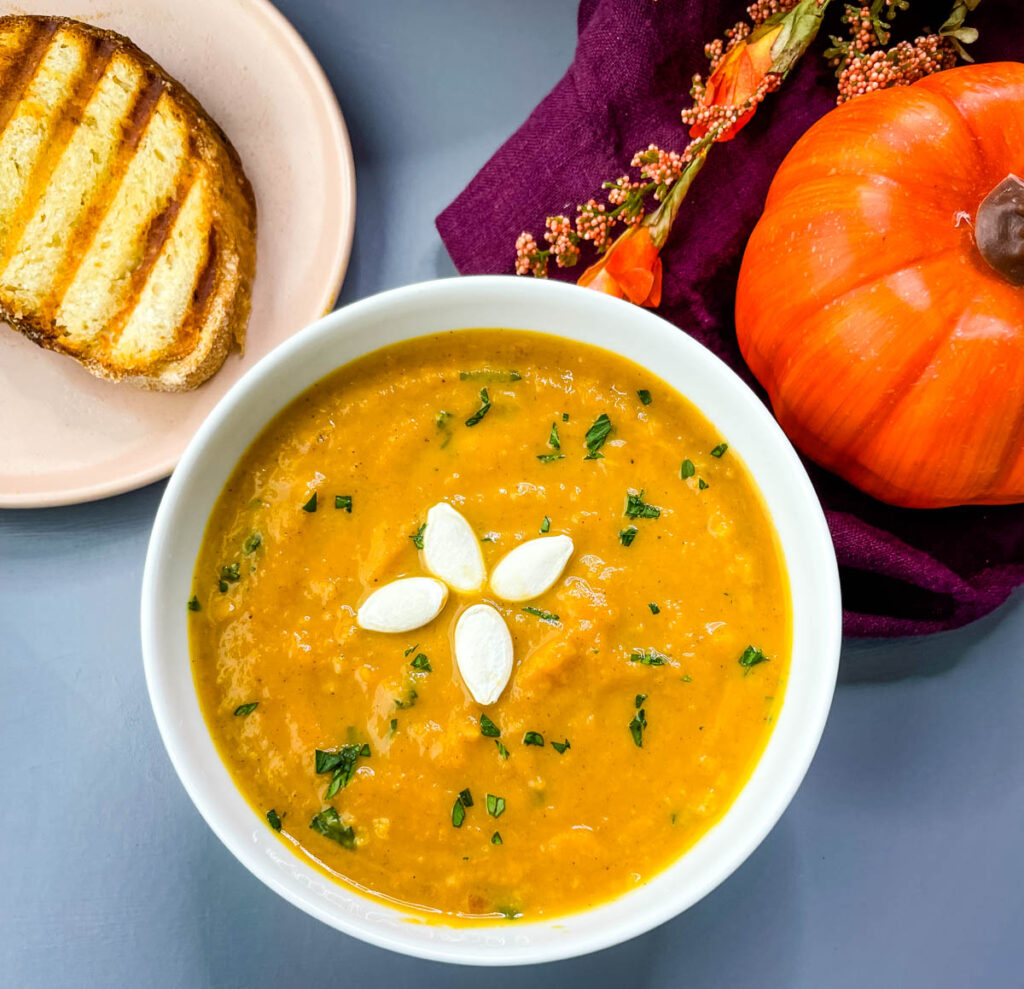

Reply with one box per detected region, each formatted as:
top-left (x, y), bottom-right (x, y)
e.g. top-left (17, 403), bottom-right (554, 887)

top-left (689, 24), bottom-right (784, 141)
top-left (577, 225), bottom-right (663, 307)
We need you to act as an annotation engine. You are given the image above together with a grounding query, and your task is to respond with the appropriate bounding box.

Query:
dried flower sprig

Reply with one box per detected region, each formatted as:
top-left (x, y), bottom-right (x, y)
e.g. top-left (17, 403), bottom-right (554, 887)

top-left (516, 0), bottom-right (828, 291)
top-left (514, 0), bottom-right (981, 305)
top-left (825, 1), bottom-right (972, 102)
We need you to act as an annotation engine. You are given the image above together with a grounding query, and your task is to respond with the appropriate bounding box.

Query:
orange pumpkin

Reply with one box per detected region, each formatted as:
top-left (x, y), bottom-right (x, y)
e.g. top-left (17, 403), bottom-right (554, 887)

top-left (736, 63), bottom-right (1024, 509)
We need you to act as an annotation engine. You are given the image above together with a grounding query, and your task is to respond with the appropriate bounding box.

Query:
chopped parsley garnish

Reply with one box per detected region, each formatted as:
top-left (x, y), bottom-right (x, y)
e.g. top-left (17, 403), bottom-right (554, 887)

top-left (561, 412), bottom-right (570, 422)
top-left (619, 526), bottom-right (638, 547)
top-left (523, 731), bottom-right (544, 747)
top-left (411, 523), bottom-right (426, 549)
top-left (219, 562), bottom-right (240, 591)
top-left (486, 794), bottom-right (506, 818)
top-left (309, 807), bottom-right (355, 848)
top-left (548, 422), bottom-right (561, 450)
top-left (522, 606), bottom-right (559, 623)
top-left (404, 643), bottom-right (419, 656)
top-left (648, 602), bottom-right (660, 614)
top-left (551, 739), bottom-right (571, 754)
top-left (335, 495), bottom-right (353, 512)
top-left (410, 653), bottom-right (432, 672)
top-left (233, 702), bottom-right (259, 716)
top-left (630, 650), bottom-right (667, 666)
top-left (243, 532), bottom-right (262, 554)
top-left (629, 707), bottom-right (647, 747)
top-left (739, 645), bottom-right (770, 674)
top-left (681, 674), bottom-right (693, 683)
top-left (437, 410), bottom-right (454, 447)
top-left (495, 739), bottom-right (510, 759)
top-left (465, 388), bottom-right (491, 427)
top-left (459, 369), bottom-right (521, 382)
top-left (710, 443), bottom-right (728, 458)
top-left (301, 492), bottom-right (317, 513)
top-left (635, 693), bottom-right (647, 709)
top-left (394, 684), bottom-right (418, 709)
top-left (389, 717), bottom-right (398, 733)
top-left (680, 459), bottom-right (695, 479)
top-left (540, 516), bottom-right (551, 533)
top-left (625, 490), bottom-right (661, 519)
top-left (637, 389), bottom-right (653, 405)
top-left (584, 413), bottom-right (612, 459)
top-left (315, 743), bottom-right (370, 799)
top-left (537, 453), bottom-right (566, 462)
top-left (452, 788), bottom-right (474, 828)
top-left (187, 595), bottom-right (201, 611)
top-left (698, 478), bottom-right (709, 490)
top-left (491, 831), bottom-right (503, 845)
top-left (266, 809), bottom-right (282, 831)
top-left (480, 713), bottom-right (501, 737)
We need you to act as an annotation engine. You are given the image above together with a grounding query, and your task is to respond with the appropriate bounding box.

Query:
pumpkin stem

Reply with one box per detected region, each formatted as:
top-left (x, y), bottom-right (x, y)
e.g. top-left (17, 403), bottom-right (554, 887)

top-left (975, 174), bottom-right (1024, 285)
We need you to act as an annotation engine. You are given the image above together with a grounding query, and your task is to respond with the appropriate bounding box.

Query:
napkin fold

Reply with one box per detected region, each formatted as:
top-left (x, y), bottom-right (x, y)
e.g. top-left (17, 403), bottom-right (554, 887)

top-left (437, 0), bottom-right (1024, 638)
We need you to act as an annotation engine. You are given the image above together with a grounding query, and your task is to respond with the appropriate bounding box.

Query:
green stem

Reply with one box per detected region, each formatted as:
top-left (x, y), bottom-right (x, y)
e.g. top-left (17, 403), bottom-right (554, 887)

top-left (640, 0), bottom-right (834, 253)
top-left (642, 152), bottom-right (708, 249)
top-left (605, 181), bottom-right (657, 222)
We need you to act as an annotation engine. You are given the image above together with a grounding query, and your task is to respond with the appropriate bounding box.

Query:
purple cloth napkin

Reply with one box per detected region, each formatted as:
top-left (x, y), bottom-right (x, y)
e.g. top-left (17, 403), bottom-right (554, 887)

top-left (437, 0), bottom-right (1024, 638)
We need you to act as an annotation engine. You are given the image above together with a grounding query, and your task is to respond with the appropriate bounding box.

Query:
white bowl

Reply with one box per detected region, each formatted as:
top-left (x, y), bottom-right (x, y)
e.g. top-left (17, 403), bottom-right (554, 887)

top-left (142, 276), bottom-right (841, 966)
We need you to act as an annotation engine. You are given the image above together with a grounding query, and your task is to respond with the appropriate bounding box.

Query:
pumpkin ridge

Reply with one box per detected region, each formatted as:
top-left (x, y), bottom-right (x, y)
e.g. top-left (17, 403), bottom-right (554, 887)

top-left (763, 85), bottom-right (986, 210)
top-left (859, 298), bottom-right (1024, 506)
top-left (757, 246), bottom-right (960, 393)
top-left (776, 263), bottom-right (958, 466)
top-left (741, 177), bottom-right (966, 375)
top-left (813, 246), bottom-right (961, 326)
top-left (739, 224), bottom-right (959, 397)
top-left (987, 376), bottom-right (1024, 493)
top-left (847, 308), bottom-right (965, 501)
top-left (766, 249), bottom-right (977, 508)
top-left (914, 66), bottom-right (1024, 157)
top-left (912, 82), bottom-right (989, 179)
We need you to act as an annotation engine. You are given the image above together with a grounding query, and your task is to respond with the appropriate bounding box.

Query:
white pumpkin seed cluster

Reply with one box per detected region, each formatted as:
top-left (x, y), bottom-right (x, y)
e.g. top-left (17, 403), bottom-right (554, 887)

top-left (356, 502), bottom-right (574, 705)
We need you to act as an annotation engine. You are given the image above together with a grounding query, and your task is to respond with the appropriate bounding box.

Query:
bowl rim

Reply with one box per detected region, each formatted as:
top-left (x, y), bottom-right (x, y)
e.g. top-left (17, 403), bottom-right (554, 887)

top-left (141, 275), bottom-right (841, 966)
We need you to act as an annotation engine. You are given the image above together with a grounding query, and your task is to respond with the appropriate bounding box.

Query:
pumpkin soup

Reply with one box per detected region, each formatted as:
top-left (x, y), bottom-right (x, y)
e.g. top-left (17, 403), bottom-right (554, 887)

top-left (189, 328), bottom-right (790, 921)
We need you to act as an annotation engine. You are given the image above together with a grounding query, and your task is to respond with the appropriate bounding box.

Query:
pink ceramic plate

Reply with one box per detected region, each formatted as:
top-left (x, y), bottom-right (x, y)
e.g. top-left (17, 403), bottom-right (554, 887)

top-left (0, 0), bottom-right (355, 507)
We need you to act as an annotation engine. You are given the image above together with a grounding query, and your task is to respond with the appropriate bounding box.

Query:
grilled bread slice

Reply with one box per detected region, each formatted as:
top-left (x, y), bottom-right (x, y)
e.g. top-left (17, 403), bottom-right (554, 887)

top-left (0, 15), bottom-right (256, 390)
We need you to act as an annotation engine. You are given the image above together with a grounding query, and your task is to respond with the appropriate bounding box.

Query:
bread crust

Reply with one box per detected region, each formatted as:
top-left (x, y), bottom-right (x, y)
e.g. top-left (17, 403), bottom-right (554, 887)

top-left (0, 15), bottom-right (257, 391)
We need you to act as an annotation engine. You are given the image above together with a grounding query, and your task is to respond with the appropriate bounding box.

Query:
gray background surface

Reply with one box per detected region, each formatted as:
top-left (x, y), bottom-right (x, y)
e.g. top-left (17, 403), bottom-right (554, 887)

top-left (2, 1), bottom-right (1022, 986)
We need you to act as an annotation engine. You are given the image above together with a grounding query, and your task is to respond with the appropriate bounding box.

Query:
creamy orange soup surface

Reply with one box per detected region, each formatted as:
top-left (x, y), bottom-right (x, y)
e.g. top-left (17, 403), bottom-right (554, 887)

top-left (190, 328), bottom-right (791, 922)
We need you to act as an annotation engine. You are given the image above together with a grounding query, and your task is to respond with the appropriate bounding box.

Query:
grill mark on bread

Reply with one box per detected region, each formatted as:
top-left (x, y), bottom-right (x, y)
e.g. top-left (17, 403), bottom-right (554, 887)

top-left (193, 225), bottom-right (219, 310)
top-left (101, 166), bottom-right (192, 349)
top-left (0, 18), bottom-right (60, 136)
top-left (0, 34), bottom-right (116, 274)
top-left (42, 71), bottom-right (166, 326)
top-left (119, 69), bottom-right (165, 147)
top-left (165, 223), bottom-right (220, 360)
